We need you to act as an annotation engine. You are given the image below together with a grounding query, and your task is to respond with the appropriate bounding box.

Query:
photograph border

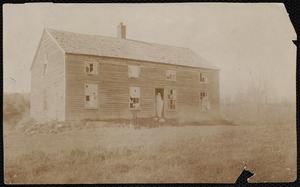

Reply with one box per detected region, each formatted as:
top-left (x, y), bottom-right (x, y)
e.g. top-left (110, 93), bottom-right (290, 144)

top-left (1, 0), bottom-right (299, 186)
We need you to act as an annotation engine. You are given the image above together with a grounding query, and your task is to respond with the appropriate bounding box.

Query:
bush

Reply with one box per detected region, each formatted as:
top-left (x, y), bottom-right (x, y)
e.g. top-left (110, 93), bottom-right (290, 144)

top-left (3, 93), bottom-right (30, 128)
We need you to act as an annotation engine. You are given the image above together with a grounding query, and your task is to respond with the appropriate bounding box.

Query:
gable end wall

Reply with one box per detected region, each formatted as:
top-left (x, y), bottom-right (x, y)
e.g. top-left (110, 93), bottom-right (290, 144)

top-left (30, 31), bottom-right (65, 122)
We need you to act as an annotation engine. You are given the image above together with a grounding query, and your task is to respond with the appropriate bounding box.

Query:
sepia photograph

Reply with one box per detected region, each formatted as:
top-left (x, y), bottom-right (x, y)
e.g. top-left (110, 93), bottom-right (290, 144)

top-left (3, 3), bottom-right (297, 184)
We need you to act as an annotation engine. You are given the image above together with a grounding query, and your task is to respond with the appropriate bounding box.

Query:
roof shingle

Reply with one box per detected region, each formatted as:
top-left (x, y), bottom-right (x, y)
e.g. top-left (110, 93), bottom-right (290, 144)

top-left (46, 28), bottom-right (219, 70)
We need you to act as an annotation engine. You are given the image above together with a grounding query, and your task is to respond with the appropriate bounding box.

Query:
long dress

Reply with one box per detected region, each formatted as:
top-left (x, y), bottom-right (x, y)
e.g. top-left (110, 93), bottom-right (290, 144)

top-left (156, 93), bottom-right (164, 118)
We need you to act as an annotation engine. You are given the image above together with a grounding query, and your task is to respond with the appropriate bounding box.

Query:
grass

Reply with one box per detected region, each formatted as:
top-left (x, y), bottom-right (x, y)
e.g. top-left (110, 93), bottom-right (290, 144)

top-left (4, 119), bottom-right (296, 184)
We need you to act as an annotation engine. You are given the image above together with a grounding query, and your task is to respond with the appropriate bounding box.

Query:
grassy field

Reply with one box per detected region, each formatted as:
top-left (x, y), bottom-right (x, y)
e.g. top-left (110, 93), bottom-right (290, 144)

top-left (4, 120), bottom-right (296, 184)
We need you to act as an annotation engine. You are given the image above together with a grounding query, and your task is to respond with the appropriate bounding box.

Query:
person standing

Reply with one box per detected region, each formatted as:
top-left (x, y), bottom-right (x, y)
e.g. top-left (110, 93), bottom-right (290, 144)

top-left (156, 92), bottom-right (164, 119)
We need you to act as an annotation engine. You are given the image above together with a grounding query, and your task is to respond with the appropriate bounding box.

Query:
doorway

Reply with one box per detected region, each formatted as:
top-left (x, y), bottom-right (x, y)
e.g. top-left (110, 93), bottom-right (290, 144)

top-left (155, 88), bottom-right (164, 118)
top-left (51, 81), bottom-right (59, 121)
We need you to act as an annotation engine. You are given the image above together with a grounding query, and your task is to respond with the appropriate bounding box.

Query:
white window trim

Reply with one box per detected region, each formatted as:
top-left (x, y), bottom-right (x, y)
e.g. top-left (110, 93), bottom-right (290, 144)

top-left (84, 83), bottom-right (99, 109)
top-left (167, 88), bottom-right (177, 111)
top-left (199, 91), bottom-right (210, 112)
top-left (166, 69), bottom-right (177, 81)
top-left (43, 64), bottom-right (48, 75)
top-left (44, 54), bottom-right (48, 75)
top-left (200, 72), bottom-right (208, 83)
top-left (129, 87), bottom-right (141, 110)
top-left (84, 61), bottom-right (98, 75)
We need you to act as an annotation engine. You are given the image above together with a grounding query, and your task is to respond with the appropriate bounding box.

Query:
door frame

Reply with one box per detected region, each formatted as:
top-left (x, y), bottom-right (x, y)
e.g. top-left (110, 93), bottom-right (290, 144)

top-left (154, 88), bottom-right (165, 118)
top-left (52, 81), bottom-right (59, 121)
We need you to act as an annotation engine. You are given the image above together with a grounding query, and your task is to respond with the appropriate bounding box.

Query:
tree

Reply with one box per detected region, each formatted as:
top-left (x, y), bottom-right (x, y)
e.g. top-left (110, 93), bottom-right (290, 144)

top-left (259, 75), bottom-right (273, 104)
top-left (3, 93), bottom-right (30, 127)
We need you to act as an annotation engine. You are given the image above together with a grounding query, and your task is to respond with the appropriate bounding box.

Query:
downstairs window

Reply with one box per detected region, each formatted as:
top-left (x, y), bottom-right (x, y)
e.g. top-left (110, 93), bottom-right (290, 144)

top-left (200, 91), bottom-right (210, 111)
top-left (167, 89), bottom-right (176, 110)
top-left (85, 83), bottom-right (98, 108)
top-left (129, 87), bottom-right (140, 109)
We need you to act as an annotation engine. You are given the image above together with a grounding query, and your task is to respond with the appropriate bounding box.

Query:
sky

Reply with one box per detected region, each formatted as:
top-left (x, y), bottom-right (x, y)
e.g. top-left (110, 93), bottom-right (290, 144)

top-left (3, 3), bottom-right (297, 102)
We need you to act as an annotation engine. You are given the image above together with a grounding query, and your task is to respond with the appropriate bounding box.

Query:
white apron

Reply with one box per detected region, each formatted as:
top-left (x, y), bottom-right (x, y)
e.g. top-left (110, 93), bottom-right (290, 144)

top-left (156, 93), bottom-right (164, 118)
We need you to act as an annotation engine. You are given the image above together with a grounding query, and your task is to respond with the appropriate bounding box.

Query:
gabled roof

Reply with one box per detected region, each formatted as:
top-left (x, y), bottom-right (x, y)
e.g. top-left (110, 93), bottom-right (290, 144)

top-left (45, 28), bottom-right (219, 70)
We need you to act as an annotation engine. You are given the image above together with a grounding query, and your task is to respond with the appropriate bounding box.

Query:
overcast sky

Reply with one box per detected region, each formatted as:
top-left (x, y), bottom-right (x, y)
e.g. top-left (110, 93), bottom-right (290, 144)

top-left (3, 3), bottom-right (297, 102)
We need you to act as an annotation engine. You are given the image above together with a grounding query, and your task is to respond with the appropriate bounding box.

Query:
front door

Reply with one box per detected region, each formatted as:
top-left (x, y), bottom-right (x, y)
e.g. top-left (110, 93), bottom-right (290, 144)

top-left (155, 88), bottom-right (164, 118)
top-left (50, 81), bottom-right (59, 121)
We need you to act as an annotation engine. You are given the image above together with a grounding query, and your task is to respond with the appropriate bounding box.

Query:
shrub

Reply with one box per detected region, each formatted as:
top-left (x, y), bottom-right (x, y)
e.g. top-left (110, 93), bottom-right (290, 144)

top-left (3, 93), bottom-right (30, 128)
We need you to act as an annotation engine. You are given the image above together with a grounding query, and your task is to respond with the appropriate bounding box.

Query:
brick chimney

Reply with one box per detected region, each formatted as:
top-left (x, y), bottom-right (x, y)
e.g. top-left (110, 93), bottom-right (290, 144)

top-left (117, 22), bottom-right (126, 39)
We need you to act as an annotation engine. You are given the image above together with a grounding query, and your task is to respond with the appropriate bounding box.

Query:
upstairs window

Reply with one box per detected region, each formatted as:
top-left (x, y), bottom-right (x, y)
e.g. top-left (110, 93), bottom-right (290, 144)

top-left (85, 83), bottom-right (98, 108)
top-left (43, 64), bottom-right (48, 75)
top-left (200, 91), bottom-right (210, 111)
top-left (166, 70), bottom-right (176, 81)
top-left (128, 65), bottom-right (140, 78)
top-left (129, 87), bottom-right (140, 109)
top-left (85, 61), bottom-right (98, 75)
top-left (167, 89), bottom-right (176, 110)
top-left (200, 73), bottom-right (208, 83)
top-left (43, 54), bottom-right (48, 75)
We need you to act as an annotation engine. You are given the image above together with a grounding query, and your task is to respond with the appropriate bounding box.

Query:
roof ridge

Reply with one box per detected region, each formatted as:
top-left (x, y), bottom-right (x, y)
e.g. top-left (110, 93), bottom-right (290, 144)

top-left (45, 27), bottom-right (190, 50)
top-left (42, 27), bottom-right (219, 70)
top-left (125, 38), bottom-right (190, 50)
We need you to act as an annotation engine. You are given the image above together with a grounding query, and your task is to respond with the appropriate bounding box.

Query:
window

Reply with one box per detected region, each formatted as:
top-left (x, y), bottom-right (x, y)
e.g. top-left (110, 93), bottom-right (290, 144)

top-left (129, 87), bottom-right (140, 109)
top-left (200, 73), bottom-right (208, 83)
top-left (85, 83), bottom-right (98, 108)
top-left (167, 89), bottom-right (176, 110)
top-left (43, 64), bottom-right (48, 75)
top-left (43, 54), bottom-right (48, 75)
top-left (43, 88), bottom-right (47, 111)
top-left (200, 91), bottom-right (210, 111)
top-left (85, 61), bottom-right (98, 75)
top-left (166, 70), bottom-right (176, 81)
top-left (128, 65), bottom-right (140, 78)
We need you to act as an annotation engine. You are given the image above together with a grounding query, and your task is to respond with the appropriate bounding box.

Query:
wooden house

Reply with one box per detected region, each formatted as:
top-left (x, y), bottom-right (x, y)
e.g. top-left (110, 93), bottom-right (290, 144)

top-left (30, 23), bottom-right (220, 122)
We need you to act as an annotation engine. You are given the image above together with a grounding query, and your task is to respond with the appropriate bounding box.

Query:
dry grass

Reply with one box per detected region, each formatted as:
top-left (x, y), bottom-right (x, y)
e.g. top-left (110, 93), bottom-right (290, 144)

top-left (4, 120), bottom-right (296, 184)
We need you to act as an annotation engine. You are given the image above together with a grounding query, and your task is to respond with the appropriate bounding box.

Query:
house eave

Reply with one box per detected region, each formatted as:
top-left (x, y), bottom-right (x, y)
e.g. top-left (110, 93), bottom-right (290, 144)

top-left (65, 52), bottom-right (220, 71)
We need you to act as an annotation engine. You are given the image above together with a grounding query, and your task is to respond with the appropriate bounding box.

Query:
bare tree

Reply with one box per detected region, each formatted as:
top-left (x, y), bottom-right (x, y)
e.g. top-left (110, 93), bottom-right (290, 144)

top-left (245, 79), bottom-right (264, 122)
top-left (259, 75), bottom-right (273, 104)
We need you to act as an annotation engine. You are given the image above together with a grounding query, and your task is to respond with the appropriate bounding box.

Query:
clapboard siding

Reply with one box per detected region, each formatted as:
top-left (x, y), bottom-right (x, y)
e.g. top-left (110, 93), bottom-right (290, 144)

top-left (65, 54), bottom-right (220, 120)
top-left (30, 30), bottom-right (65, 122)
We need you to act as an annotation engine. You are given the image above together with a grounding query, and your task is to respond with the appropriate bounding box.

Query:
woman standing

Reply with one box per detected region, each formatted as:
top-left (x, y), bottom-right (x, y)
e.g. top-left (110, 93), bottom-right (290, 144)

top-left (156, 92), bottom-right (164, 119)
